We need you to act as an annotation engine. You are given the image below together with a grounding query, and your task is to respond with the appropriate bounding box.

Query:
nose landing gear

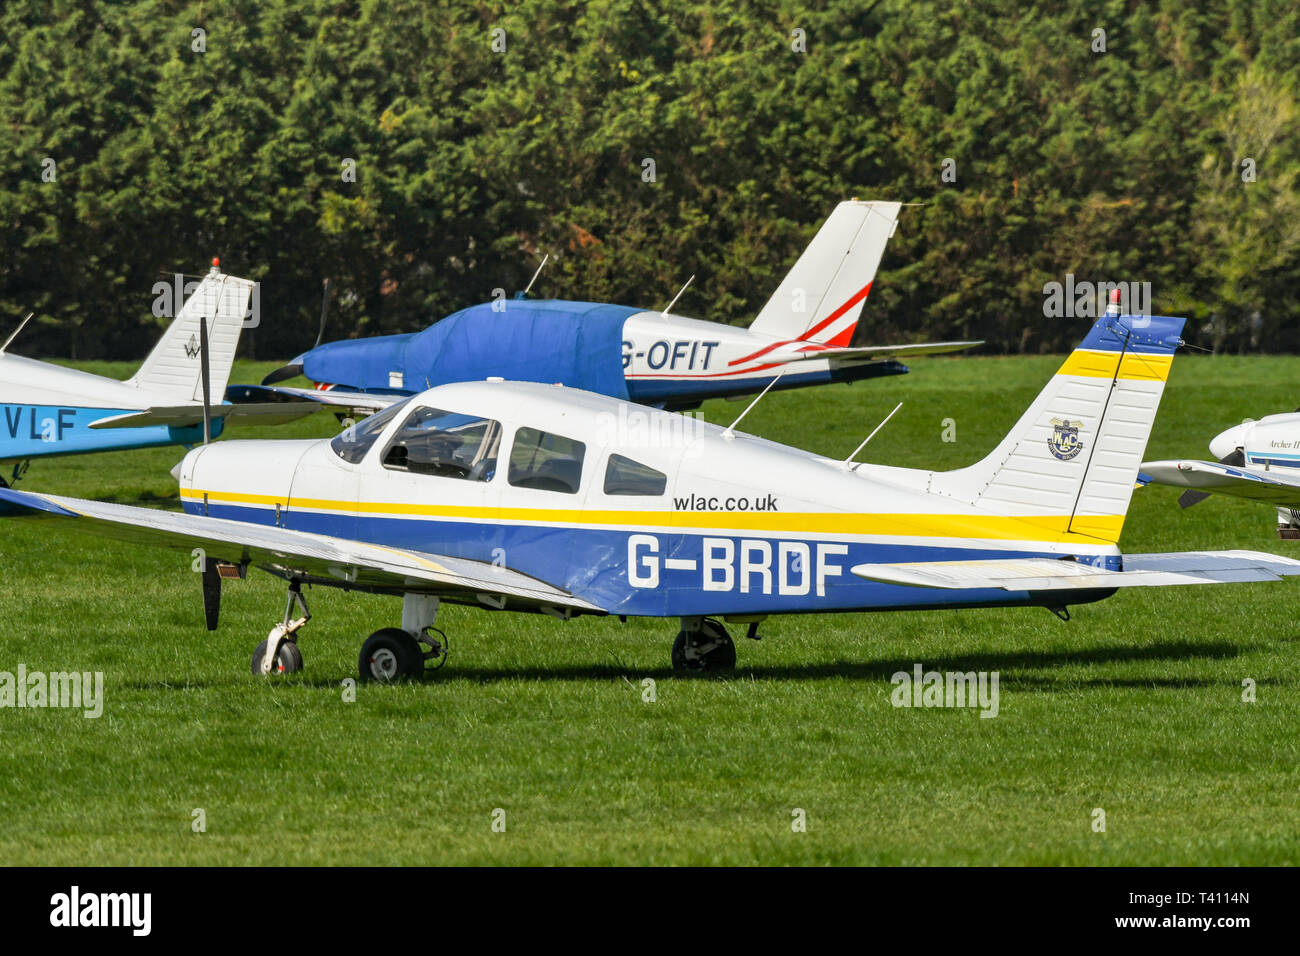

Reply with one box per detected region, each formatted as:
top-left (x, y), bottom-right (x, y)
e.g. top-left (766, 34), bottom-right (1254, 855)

top-left (252, 579), bottom-right (310, 675)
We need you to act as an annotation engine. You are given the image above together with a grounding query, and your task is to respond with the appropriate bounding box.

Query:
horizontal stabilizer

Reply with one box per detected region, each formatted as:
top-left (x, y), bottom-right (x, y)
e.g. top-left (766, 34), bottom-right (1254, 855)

top-left (851, 550), bottom-right (1300, 591)
top-left (89, 402), bottom-right (319, 430)
top-left (0, 488), bottom-right (602, 612)
top-left (227, 383), bottom-right (403, 415)
top-left (1141, 459), bottom-right (1300, 507)
top-left (767, 340), bottom-right (982, 366)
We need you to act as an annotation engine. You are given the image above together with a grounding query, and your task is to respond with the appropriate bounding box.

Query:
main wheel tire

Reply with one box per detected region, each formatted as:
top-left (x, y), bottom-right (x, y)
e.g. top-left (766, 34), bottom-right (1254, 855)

top-left (359, 628), bottom-right (424, 682)
top-left (671, 619), bottom-right (736, 675)
top-left (250, 638), bottom-right (304, 675)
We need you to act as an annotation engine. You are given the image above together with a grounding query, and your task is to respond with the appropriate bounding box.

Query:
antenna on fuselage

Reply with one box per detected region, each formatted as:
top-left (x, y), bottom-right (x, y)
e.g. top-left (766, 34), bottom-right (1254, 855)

top-left (661, 275), bottom-right (694, 316)
top-left (521, 254), bottom-right (550, 298)
top-left (842, 402), bottom-right (902, 470)
top-left (0, 313), bottom-right (34, 354)
top-left (199, 265), bottom-right (230, 446)
top-left (721, 371), bottom-right (785, 441)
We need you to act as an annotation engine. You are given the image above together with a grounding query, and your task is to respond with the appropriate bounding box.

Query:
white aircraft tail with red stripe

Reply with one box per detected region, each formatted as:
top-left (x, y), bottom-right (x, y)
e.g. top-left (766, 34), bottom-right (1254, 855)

top-left (748, 200), bottom-right (901, 346)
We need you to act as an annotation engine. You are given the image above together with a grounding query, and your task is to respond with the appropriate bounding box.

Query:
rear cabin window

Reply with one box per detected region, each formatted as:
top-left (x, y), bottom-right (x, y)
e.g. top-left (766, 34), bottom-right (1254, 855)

top-left (603, 454), bottom-right (667, 496)
top-left (330, 399), bottom-right (410, 464)
top-left (508, 427), bottom-right (586, 494)
top-left (380, 407), bottom-right (502, 481)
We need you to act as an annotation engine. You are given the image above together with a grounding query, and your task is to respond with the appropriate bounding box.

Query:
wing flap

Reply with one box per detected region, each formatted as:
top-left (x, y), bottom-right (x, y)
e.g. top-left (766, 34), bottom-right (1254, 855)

top-left (0, 488), bottom-right (601, 612)
top-left (850, 550), bottom-right (1300, 591)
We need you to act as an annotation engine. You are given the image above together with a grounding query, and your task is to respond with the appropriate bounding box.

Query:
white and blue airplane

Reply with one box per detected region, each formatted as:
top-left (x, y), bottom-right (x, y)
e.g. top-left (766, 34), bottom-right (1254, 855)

top-left (4, 305), bottom-right (1300, 679)
top-left (1143, 410), bottom-right (1300, 536)
top-left (0, 262), bottom-right (311, 485)
top-left (237, 200), bottom-right (980, 415)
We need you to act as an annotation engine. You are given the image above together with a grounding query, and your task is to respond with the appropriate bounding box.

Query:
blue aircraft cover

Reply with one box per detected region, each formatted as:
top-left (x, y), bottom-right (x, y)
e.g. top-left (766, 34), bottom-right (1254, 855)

top-left (301, 332), bottom-right (417, 391)
top-left (301, 300), bottom-right (639, 400)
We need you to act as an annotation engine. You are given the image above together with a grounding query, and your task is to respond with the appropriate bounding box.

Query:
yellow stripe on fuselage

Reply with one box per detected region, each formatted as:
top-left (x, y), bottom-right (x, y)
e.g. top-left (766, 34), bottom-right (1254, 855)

top-left (1056, 348), bottom-right (1172, 382)
top-left (182, 488), bottom-right (1123, 545)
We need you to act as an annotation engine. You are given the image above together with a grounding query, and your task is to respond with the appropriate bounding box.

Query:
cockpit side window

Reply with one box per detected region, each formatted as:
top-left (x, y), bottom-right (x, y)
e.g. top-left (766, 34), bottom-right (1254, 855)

top-left (329, 399), bottom-right (410, 464)
top-left (603, 454), bottom-right (667, 496)
top-left (508, 427), bottom-right (586, 494)
top-left (380, 406), bottom-right (502, 481)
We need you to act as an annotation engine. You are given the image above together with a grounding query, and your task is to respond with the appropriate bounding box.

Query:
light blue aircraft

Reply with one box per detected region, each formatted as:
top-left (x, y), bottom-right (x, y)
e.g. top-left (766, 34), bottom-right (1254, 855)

top-left (0, 263), bottom-right (310, 485)
top-left (3, 306), bottom-right (1300, 679)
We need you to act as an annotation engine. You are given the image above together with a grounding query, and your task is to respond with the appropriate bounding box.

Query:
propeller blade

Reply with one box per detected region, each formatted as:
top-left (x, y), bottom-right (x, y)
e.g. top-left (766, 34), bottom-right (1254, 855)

top-left (261, 362), bottom-right (304, 386)
top-left (314, 277), bottom-right (332, 349)
top-left (201, 561), bottom-right (221, 631)
top-left (200, 315), bottom-right (212, 445)
top-left (257, 278), bottom-right (329, 386)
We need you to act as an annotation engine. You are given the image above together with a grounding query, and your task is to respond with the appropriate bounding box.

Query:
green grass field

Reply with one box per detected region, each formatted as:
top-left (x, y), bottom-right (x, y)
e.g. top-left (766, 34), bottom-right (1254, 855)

top-left (2, 352), bottom-right (1298, 865)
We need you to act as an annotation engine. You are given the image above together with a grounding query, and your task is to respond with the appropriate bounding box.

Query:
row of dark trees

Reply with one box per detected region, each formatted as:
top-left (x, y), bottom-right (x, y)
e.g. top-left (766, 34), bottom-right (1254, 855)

top-left (1, 0), bottom-right (1298, 360)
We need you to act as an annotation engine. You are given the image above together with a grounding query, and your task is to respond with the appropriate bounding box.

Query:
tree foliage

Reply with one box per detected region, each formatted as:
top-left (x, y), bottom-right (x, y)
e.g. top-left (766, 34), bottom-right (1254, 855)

top-left (1, 0), bottom-right (1297, 359)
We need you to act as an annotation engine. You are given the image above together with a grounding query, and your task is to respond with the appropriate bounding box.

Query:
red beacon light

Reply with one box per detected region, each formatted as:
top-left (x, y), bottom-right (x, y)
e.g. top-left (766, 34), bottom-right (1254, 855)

top-left (1106, 287), bottom-right (1122, 315)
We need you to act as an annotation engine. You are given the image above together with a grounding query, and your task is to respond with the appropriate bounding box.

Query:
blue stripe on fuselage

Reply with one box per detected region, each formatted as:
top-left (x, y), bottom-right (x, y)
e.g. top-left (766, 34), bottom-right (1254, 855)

top-left (1246, 454), bottom-right (1300, 468)
top-left (187, 499), bottom-right (1121, 617)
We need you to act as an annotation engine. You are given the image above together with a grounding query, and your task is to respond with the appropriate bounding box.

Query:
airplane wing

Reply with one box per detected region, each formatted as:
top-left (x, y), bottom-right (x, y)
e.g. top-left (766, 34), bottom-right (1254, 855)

top-left (89, 402), bottom-right (320, 430)
top-left (850, 550), bottom-right (1300, 591)
top-left (0, 488), bottom-right (603, 614)
top-left (765, 340), bottom-right (983, 366)
top-left (1140, 459), bottom-right (1300, 508)
top-left (226, 383), bottom-right (403, 415)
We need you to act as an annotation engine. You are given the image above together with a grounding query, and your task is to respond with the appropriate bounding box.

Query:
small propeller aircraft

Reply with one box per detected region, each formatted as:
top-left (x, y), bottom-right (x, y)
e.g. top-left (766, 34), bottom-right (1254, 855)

top-left (1143, 410), bottom-right (1300, 537)
top-left (4, 301), bottom-right (1300, 680)
top-left (0, 261), bottom-right (313, 485)
top-left (233, 200), bottom-right (980, 415)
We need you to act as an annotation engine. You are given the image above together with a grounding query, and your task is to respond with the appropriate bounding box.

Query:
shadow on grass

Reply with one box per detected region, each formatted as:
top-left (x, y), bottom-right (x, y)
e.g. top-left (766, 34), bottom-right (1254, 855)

top-left (120, 638), bottom-right (1273, 691)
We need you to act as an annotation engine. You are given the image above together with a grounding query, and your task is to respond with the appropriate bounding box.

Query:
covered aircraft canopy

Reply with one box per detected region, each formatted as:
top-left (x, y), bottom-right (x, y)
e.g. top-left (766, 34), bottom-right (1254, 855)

top-left (302, 299), bottom-right (639, 400)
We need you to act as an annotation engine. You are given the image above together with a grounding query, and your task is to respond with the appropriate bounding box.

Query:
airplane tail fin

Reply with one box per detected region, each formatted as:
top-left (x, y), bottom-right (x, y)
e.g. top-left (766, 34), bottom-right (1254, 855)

top-left (929, 301), bottom-right (1185, 544)
top-left (126, 264), bottom-right (254, 403)
top-left (748, 200), bottom-right (902, 346)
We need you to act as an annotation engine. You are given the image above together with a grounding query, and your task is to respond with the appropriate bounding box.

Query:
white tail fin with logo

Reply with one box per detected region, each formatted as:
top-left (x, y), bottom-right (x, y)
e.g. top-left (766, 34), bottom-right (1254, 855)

top-left (127, 266), bottom-right (254, 404)
top-left (928, 309), bottom-right (1186, 543)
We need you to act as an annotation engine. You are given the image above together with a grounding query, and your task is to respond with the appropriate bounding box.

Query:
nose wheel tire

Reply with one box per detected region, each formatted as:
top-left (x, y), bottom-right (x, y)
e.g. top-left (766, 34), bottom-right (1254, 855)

top-left (672, 619), bottom-right (736, 675)
top-left (359, 628), bottom-right (425, 682)
top-left (250, 639), bottom-right (303, 675)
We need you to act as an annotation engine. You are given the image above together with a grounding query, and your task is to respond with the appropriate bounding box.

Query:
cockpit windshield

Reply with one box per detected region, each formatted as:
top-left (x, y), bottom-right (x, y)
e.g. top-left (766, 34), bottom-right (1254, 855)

top-left (329, 399), bottom-right (410, 464)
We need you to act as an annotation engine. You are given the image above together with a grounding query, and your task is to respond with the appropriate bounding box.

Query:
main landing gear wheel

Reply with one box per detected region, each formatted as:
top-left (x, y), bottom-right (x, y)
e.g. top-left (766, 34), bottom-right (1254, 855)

top-left (672, 618), bottom-right (736, 675)
top-left (250, 639), bottom-right (303, 675)
top-left (359, 628), bottom-right (424, 682)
